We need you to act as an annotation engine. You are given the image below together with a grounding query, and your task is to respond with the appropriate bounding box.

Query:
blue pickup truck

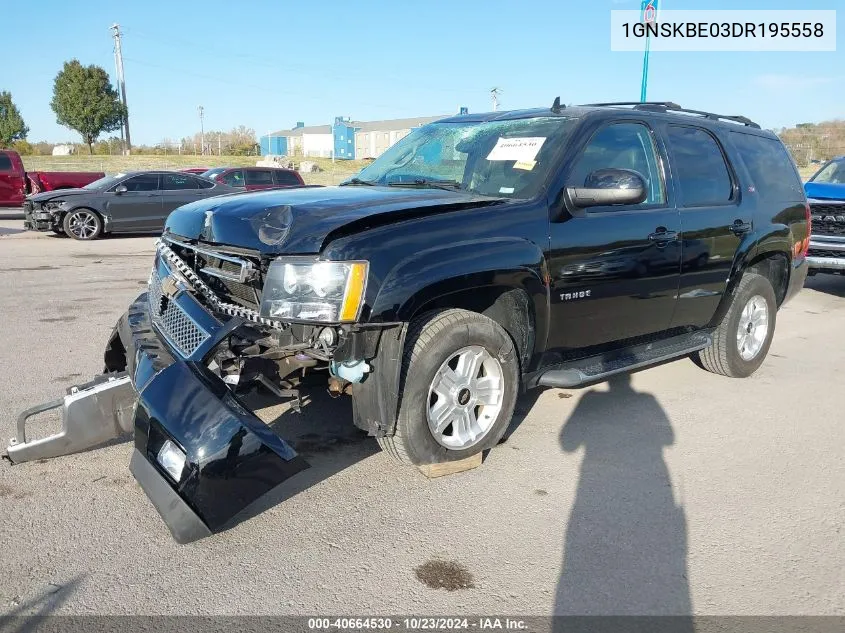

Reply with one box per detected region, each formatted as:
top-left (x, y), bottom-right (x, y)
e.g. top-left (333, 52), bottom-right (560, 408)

top-left (806, 156), bottom-right (845, 275)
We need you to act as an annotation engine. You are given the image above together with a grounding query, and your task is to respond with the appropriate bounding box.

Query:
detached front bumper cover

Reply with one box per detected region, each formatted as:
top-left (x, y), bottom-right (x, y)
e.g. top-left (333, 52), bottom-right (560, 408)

top-left (8, 249), bottom-right (311, 543)
top-left (113, 252), bottom-right (312, 541)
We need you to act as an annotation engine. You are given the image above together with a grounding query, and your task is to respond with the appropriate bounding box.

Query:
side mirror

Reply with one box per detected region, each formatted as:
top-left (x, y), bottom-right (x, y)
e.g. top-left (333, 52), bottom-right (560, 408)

top-left (565, 168), bottom-right (647, 208)
top-left (114, 185), bottom-right (128, 194)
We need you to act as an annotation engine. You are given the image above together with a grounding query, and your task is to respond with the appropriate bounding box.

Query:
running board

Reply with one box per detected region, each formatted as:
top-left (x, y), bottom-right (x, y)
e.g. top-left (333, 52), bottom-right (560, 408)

top-left (5, 373), bottom-right (136, 464)
top-left (536, 332), bottom-right (712, 389)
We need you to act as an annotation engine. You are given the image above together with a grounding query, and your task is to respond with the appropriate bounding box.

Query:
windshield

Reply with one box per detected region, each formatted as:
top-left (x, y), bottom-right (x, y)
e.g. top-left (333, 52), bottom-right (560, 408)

top-left (83, 174), bottom-right (125, 190)
top-left (201, 168), bottom-right (226, 179)
top-left (810, 159), bottom-right (845, 184)
top-left (348, 116), bottom-right (576, 199)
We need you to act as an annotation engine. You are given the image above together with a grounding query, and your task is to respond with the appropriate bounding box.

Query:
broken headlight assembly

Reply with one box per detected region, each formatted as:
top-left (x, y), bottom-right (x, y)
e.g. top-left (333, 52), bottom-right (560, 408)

top-left (259, 259), bottom-right (368, 323)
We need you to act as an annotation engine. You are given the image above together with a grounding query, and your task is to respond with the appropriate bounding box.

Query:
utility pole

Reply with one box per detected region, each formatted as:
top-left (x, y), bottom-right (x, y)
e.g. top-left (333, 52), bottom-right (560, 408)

top-left (110, 23), bottom-right (131, 154)
top-left (490, 87), bottom-right (501, 112)
top-left (198, 105), bottom-right (205, 156)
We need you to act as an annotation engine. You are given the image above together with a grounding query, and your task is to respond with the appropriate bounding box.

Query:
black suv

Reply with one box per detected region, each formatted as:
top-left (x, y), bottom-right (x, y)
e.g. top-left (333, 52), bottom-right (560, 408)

top-left (98, 101), bottom-right (809, 541)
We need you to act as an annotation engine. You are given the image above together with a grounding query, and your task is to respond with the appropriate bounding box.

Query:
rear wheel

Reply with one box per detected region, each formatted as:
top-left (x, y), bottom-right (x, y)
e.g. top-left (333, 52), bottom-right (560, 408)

top-left (63, 209), bottom-right (102, 241)
top-left (694, 272), bottom-right (776, 378)
top-left (377, 309), bottom-right (519, 466)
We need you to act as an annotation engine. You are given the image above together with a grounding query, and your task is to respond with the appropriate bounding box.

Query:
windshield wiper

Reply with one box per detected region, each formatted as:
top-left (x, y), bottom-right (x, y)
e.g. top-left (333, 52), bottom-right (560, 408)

top-left (340, 177), bottom-right (377, 186)
top-left (387, 178), bottom-right (463, 191)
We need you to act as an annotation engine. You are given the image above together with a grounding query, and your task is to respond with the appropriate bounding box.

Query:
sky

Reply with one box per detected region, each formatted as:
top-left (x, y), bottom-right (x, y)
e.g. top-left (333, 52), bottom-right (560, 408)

top-left (0, 0), bottom-right (841, 146)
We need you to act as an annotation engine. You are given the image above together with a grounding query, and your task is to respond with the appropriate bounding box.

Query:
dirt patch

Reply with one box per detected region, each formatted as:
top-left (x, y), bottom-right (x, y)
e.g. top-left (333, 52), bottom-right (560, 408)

top-left (557, 392), bottom-right (573, 399)
top-left (53, 373), bottom-right (83, 383)
top-left (535, 489), bottom-right (549, 496)
top-left (2, 265), bottom-right (59, 272)
top-left (72, 253), bottom-right (150, 260)
top-left (0, 483), bottom-right (14, 498)
top-left (40, 317), bottom-right (76, 323)
top-left (414, 559), bottom-right (475, 591)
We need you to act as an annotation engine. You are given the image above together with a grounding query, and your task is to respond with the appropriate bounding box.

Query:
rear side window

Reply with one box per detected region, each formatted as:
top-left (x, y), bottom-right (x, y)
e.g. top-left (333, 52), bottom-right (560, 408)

top-left (731, 132), bottom-right (804, 201)
top-left (273, 170), bottom-right (302, 186)
top-left (0, 154), bottom-right (12, 171)
top-left (162, 173), bottom-right (200, 190)
top-left (221, 169), bottom-right (244, 187)
top-left (246, 169), bottom-right (273, 185)
top-left (119, 174), bottom-right (160, 191)
top-left (666, 126), bottom-right (733, 207)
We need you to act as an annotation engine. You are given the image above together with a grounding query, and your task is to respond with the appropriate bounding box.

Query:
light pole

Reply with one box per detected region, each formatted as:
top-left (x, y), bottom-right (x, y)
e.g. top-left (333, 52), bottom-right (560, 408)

top-left (198, 105), bottom-right (205, 156)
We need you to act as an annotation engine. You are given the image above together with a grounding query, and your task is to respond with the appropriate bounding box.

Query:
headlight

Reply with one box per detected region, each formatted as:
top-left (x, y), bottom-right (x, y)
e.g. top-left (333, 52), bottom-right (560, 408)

top-left (260, 259), bottom-right (368, 323)
top-left (42, 201), bottom-right (66, 210)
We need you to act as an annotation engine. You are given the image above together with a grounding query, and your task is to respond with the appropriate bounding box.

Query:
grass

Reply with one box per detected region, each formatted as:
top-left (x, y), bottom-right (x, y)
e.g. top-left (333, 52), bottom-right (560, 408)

top-left (21, 154), bottom-right (368, 186)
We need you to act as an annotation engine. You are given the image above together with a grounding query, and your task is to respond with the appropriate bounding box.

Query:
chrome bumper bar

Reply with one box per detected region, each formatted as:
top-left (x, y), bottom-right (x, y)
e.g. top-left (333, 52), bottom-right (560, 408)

top-left (5, 373), bottom-right (135, 464)
top-left (808, 256), bottom-right (845, 271)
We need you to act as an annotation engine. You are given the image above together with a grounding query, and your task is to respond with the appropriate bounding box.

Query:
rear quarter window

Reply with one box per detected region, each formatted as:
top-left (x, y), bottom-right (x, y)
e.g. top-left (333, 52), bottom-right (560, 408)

top-left (0, 154), bottom-right (13, 171)
top-left (730, 132), bottom-right (805, 202)
top-left (246, 169), bottom-right (273, 185)
top-left (273, 170), bottom-right (302, 186)
top-left (666, 126), bottom-right (734, 207)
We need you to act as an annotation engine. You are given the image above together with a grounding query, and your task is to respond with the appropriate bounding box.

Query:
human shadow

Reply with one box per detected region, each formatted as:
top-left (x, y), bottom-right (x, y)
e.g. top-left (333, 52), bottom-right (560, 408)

top-left (0, 574), bottom-right (84, 631)
top-left (554, 374), bottom-right (692, 626)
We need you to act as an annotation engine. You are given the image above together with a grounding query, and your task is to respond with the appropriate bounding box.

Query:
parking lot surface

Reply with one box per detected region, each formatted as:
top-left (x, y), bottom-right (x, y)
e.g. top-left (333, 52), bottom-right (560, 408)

top-left (0, 220), bottom-right (843, 616)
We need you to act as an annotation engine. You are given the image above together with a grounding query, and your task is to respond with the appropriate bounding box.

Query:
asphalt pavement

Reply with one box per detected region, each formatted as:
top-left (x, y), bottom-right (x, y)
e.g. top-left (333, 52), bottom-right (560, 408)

top-left (0, 220), bottom-right (843, 616)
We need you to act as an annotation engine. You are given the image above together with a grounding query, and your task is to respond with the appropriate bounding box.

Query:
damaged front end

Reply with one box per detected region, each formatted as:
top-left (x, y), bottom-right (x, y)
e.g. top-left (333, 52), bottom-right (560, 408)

top-left (7, 238), bottom-right (380, 543)
top-left (107, 241), bottom-right (334, 542)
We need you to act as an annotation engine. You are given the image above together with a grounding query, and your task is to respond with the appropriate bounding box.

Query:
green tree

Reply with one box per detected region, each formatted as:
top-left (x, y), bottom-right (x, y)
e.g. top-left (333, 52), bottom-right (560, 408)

top-left (0, 91), bottom-right (29, 147)
top-left (50, 60), bottom-right (125, 154)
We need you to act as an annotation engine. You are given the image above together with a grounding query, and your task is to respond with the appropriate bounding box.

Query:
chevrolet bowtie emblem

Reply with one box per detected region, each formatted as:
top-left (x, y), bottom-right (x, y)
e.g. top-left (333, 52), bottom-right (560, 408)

top-left (160, 275), bottom-right (181, 299)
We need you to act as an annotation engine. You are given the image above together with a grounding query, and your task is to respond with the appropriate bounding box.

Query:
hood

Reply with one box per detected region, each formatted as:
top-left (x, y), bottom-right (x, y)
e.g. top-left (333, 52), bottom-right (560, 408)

top-left (805, 181), bottom-right (845, 202)
top-left (28, 188), bottom-right (91, 202)
top-left (164, 185), bottom-right (506, 254)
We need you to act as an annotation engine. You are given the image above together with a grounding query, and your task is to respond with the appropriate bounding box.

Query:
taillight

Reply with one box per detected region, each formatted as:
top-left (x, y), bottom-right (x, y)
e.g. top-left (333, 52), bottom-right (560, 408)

top-left (801, 202), bottom-right (811, 257)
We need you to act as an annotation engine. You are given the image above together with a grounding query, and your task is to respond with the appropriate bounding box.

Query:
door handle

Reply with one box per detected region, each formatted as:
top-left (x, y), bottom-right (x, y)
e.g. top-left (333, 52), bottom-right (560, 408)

top-left (730, 220), bottom-right (752, 236)
top-left (648, 228), bottom-right (678, 242)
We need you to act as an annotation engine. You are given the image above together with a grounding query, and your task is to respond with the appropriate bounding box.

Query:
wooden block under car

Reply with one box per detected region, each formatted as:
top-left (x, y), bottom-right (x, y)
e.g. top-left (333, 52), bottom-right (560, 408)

top-left (418, 452), bottom-right (483, 478)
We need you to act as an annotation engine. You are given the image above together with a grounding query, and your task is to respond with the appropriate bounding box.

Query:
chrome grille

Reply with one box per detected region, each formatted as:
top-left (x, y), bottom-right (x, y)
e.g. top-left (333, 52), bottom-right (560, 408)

top-left (148, 269), bottom-right (210, 358)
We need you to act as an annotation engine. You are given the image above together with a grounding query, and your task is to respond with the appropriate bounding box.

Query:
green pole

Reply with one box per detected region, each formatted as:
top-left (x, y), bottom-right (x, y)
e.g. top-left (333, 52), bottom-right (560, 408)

top-left (640, 35), bottom-right (650, 102)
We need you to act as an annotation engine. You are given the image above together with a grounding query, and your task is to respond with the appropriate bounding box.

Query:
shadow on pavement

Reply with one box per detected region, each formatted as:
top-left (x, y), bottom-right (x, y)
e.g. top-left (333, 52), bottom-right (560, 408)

top-left (0, 574), bottom-right (84, 626)
top-left (805, 273), bottom-right (845, 298)
top-left (553, 374), bottom-right (692, 624)
top-left (221, 379), bottom-right (379, 531)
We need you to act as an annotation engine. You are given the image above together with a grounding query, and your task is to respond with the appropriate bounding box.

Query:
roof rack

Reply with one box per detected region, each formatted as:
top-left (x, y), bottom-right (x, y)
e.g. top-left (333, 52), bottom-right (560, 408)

top-left (580, 101), bottom-right (760, 129)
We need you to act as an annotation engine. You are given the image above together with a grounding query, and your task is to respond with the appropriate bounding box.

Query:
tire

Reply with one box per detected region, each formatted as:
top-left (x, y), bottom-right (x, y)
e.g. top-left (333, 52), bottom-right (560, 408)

top-left (693, 272), bottom-right (777, 378)
top-left (62, 208), bottom-right (102, 241)
top-left (377, 309), bottom-right (519, 466)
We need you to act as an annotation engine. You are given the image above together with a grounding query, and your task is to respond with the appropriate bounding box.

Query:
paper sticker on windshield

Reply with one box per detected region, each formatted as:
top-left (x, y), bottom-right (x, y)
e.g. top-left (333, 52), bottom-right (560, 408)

top-left (513, 160), bottom-right (536, 171)
top-left (499, 187), bottom-right (515, 194)
top-left (486, 137), bottom-right (546, 162)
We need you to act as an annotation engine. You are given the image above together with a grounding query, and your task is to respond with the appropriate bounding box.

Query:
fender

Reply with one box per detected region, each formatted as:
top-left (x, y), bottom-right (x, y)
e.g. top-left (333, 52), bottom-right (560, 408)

top-left (350, 237), bottom-right (549, 438)
top-left (708, 224), bottom-right (790, 328)
top-left (373, 236), bottom-right (549, 353)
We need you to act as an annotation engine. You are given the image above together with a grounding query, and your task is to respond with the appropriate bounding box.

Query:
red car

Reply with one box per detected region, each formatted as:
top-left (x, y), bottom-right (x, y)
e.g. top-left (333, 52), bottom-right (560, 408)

top-left (178, 167), bottom-right (211, 175)
top-left (200, 166), bottom-right (304, 191)
top-left (0, 149), bottom-right (105, 208)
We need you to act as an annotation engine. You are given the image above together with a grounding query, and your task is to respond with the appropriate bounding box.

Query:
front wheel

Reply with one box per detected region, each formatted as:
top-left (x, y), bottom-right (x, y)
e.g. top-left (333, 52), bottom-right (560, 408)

top-left (377, 309), bottom-right (519, 466)
top-left (694, 272), bottom-right (777, 378)
top-left (63, 209), bottom-right (102, 240)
